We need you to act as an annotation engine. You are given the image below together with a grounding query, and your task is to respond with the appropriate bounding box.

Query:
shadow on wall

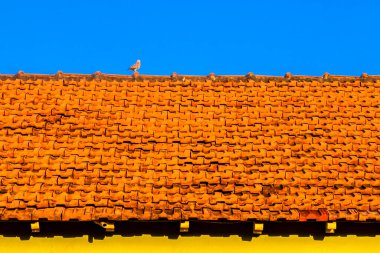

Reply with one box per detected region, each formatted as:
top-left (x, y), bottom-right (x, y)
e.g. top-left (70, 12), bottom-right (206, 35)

top-left (0, 221), bottom-right (379, 242)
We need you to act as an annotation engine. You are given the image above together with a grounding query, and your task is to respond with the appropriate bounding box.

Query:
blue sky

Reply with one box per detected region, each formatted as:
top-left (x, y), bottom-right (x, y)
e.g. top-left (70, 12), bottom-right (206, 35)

top-left (0, 0), bottom-right (379, 76)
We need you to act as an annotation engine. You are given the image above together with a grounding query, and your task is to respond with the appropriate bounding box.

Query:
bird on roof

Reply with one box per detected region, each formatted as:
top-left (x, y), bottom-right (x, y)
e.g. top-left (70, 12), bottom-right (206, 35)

top-left (128, 59), bottom-right (141, 73)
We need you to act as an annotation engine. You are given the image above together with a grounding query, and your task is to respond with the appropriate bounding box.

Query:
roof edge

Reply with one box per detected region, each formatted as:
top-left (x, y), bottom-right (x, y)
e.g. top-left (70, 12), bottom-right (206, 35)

top-left (1, 71), bottom-right (379, 82)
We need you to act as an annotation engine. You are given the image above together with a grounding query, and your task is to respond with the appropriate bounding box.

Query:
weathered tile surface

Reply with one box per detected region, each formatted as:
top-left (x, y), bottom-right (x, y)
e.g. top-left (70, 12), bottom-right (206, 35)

top-left (0, 73), bottom-right (379, 221)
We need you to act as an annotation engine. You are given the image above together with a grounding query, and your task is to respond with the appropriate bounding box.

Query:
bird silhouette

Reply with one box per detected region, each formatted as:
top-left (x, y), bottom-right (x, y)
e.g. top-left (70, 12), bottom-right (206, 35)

top-left (129, 59), bottom-right (141, 73)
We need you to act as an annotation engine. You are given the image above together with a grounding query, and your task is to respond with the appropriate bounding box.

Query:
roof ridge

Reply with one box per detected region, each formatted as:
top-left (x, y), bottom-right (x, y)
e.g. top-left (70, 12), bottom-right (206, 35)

top-left (0, 71), bottom-right (379, 81)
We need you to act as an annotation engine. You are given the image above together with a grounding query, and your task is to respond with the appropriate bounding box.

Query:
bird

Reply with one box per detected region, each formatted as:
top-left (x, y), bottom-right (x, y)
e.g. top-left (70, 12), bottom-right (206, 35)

top-left (129, 59), bottom-right (141, 73)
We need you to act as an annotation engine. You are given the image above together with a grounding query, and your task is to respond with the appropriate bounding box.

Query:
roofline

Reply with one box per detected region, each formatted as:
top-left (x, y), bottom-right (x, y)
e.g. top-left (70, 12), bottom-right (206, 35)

top-left (0, 71), bottom-right (380, 82)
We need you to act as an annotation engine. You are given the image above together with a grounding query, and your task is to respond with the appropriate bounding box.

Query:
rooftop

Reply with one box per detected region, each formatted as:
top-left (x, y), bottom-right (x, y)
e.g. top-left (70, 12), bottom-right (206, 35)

top-left (0, 72), bottom-right (379, 227)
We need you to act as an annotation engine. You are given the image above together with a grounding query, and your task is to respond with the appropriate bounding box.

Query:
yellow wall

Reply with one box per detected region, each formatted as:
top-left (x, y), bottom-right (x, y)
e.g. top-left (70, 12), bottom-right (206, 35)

top-left (0, 235), bottom-right (379, 253)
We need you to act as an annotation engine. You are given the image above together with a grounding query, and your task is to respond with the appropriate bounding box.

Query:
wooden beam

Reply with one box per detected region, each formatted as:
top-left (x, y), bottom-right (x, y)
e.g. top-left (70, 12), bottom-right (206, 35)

top-left (94, 221), bottom-right (115, 232)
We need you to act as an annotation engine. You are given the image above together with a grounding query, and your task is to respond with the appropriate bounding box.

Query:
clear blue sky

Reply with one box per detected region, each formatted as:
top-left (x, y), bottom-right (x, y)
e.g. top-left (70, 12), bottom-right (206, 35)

top-left (1, 0), bottom-right (379, 76)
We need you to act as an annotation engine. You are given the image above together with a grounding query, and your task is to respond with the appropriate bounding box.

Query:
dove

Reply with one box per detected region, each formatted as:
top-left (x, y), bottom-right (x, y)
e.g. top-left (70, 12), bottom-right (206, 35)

top-left (129, 59), bottom-right (141, 73)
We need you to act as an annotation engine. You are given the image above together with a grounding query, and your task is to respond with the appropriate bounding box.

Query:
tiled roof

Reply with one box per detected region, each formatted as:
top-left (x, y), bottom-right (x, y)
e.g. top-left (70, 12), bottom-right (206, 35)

top-left (0, 72), bottom-right (379, 222)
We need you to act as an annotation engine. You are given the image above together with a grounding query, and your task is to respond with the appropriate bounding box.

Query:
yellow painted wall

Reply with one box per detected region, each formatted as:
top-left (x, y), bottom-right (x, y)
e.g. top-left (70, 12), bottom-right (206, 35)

top-left (0, 235), bottom-right (379, 253)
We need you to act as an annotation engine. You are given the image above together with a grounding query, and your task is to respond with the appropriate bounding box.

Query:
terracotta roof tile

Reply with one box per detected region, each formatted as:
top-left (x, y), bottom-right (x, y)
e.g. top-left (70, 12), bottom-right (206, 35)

top-left (0, 73), bottom-right (379, 222)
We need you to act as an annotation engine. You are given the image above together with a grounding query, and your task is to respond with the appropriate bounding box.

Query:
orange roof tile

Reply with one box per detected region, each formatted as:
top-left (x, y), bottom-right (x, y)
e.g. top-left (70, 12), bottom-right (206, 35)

top-left (0, 72), bottom-right (379, 222)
